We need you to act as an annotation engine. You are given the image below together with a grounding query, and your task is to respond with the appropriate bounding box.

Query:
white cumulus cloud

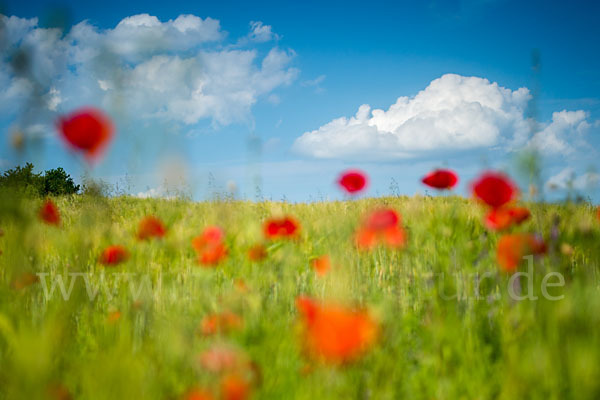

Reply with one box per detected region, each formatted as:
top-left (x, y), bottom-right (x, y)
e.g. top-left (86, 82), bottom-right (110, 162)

top-left (293, 74), bottom-right (597, 160)
top-left (546, 167), bottom-right (600, 191)
top-left (0, 13), bottom-right (297, 128)
top-left (528, 110), bottom-right (592, 155)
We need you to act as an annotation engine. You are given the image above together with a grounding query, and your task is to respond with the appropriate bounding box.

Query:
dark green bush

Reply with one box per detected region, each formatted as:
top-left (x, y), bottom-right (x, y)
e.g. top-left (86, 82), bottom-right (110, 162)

top-left (0, 163), bottom-right (80, 196)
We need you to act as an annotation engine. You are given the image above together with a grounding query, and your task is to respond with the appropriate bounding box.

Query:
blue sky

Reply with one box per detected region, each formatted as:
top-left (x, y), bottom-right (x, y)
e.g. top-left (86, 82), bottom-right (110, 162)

top-left (1, 0), bottom-right (599, 201)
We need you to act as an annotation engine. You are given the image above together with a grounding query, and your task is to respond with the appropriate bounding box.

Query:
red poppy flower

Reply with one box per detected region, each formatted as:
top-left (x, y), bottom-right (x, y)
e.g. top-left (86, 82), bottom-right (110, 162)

top-left (39, 199), bottom-right (60, 226)
top-left (496, 233), bottom-right (547, 272)
top-left (57, 107), bottom-right (114, 161)
top-left (198, 344), bottom-right (247, 373)
top-left (200, 311), bottom-right (243, 336)
top-left (365, 208), bottom-right (400, 231)
top-left (296, 296), bottom-right (378, 364)
top-left (471, 171), bottom-right (518, 209)
top-left (11, 272), bottom-right (40, 290)
top-left (484, 207), bottom-right (531, 231)
top-left (107, 311), bottom-right (122, 323)
top-left (263, 216), bottom-right (300, 239)
top-left (247, 244), bottom-right (267, 261)
top-left (355, 208), bottom-right (407, 250)
top-left (46, 383), bottom-right (72, 400)
top-left (99, 245), bottom-right (129, 266)
top-left (355, 226), bottom-right (407, 250)
top-left (234, 279), bottom-right (249, 293)
top-left (192, 226), bottom-right (228, 266)
top-left (221, 373), bottom-right (251, 400)
top-left (355, 227), bottom-right (378, 250)
top-left (381, 225), bottom-right (407, 247)
top-left (137, 216), bottom-right (167, 240)
top-left (597, 206), bottom-right (600, 222)
top-left (311, 255), bottom-right (331, 276)
top-left (182, 388), bottom-right (214, 400)
top-left (337, 169), bottom-right (368, 194)
top-left (421, 169), bottom-right (459, 190)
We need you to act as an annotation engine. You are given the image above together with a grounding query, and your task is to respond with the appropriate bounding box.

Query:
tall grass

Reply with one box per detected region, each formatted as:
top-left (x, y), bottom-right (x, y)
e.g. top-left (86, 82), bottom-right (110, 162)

top-left (0, 193), bottom-right (599, 399)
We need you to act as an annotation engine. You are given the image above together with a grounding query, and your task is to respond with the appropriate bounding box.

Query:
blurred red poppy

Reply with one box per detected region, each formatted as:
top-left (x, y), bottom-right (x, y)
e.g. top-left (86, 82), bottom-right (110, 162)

top-left (263, 216), bottom-right (300, 239)
top-left (355, 227), bottom-right (378, 249)
top-left (337, 169), bottom-right (368, 194)
top-left (39, 199), bottom-right (60, 226)
top-left (192, 226), bottom-right (228, 266)
top-left (46, 383), bottom-right (72, 400)
top-left (421, 169), bottom-right (458, 190)
top-left (99, 245), bottom-right (129, 266)
top-left (198, 344), bottom-right (246, 373)
top-left (381, 225), bottom-right (407, 247)
top-left (137, 216), bottom-right (167, 240)
top-left (365, 208), bottom-right (400, 231)
top-left (200, 311), bottom-right (243, 336)
top-left (355, 225), bottom-right (406, 250)
top-left (247, 244), bottom-right (267, 261)
top-left (57, 107), bottom-right (114, 161)
top-left (597, 206), bottom-right (600, 222)
top-left (484, 207), bottom-right (531, 231)
top-left (311, 255), bottom-right (331, 276)
top-left (182, 388), bottom-right (214, 400)
top-left (496, 233), bottom-right (546, 272)
top-left (234, 279), bottom-right (249, 293)
top-left (11, 272), bottom-right (40, 290)
top-left (356, 208), bottom-right (407, 250)
top-left (221, 373), bottom-right (251, 400)
top-left (296, 296), bottom-right (378, 364)
top-left (107, 310), bottom-right (122, 323)
top-left (471, 171), bottom-right (518, 209)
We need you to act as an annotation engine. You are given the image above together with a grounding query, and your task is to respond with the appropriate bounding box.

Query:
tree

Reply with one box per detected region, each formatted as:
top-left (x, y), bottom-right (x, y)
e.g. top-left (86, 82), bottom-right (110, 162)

top-left (43, 167), bottom-right (80, 195)
top-left (0, 163), bottom-right (44, 195)
top-left (0, 163), bottom-right (80, 196)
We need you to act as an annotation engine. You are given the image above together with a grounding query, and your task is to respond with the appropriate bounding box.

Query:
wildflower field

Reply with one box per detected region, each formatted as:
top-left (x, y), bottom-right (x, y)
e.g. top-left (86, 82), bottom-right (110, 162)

top-left (2, 2), bottom-right (600, 399)
top-left (1, 191), bottom-right (599, 400)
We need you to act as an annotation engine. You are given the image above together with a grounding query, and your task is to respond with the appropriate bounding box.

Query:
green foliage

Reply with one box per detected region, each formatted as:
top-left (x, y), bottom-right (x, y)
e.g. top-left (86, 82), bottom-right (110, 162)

top-left (43, 167), bottom-right (80, 195)
top-left (0, 163), bottom-right (44, 196)
top-left (0, 196), bottom-right (599, 399)
top-left (0, 163), bottom-right (80, 196)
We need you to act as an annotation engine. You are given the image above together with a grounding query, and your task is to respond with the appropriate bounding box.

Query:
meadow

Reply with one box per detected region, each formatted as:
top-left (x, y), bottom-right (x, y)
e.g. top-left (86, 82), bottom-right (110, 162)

top-left (1, 191), bottom-right (599, 400)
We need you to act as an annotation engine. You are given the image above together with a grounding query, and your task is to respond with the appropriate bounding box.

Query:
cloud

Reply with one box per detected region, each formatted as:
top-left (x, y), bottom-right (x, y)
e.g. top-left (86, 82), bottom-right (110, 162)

top-left (107, 14), bottom-right (223, 57)
top-left (293, 74), bottom-right (597, 160)
top-left (114, 48), bottom-right (296, 125)
top-left (528, 110), bottom-right (592, 155)
top-left (546, 167), bottom-right (600, 191)
top-left (301, 74), bottom-right (325, 93)
top-left (67, 14), bottom-right (223, 63)
top-left (45, 87), bottom-right (61, 111)
top-left (302, 75), bottom-right (326, 87)
top-left (0, 14), bottom-right (297, 128)
top-left (248, 21), bottom-right (279, 43)
top-left (233, 21), bottom-right (280, 47)
top-left (136, 186), bottom-right (168, 199)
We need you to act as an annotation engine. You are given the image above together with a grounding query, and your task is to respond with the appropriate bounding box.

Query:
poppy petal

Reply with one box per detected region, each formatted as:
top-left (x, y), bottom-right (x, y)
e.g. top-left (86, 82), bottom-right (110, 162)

top-left (471, 171), bottom-right (518, 209)
top-left (99, 245), bottom-right (129, 266)
top-left (39, 199), bottom-right (61, 226)
top-left (57, 107), bottom-right (114, 161)
top-left (337, 169), bottom-right (368, 194)
top-left (421, 169), bottom-right (458, 190)
top-left (496, 233), bottom-right (546, 272)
